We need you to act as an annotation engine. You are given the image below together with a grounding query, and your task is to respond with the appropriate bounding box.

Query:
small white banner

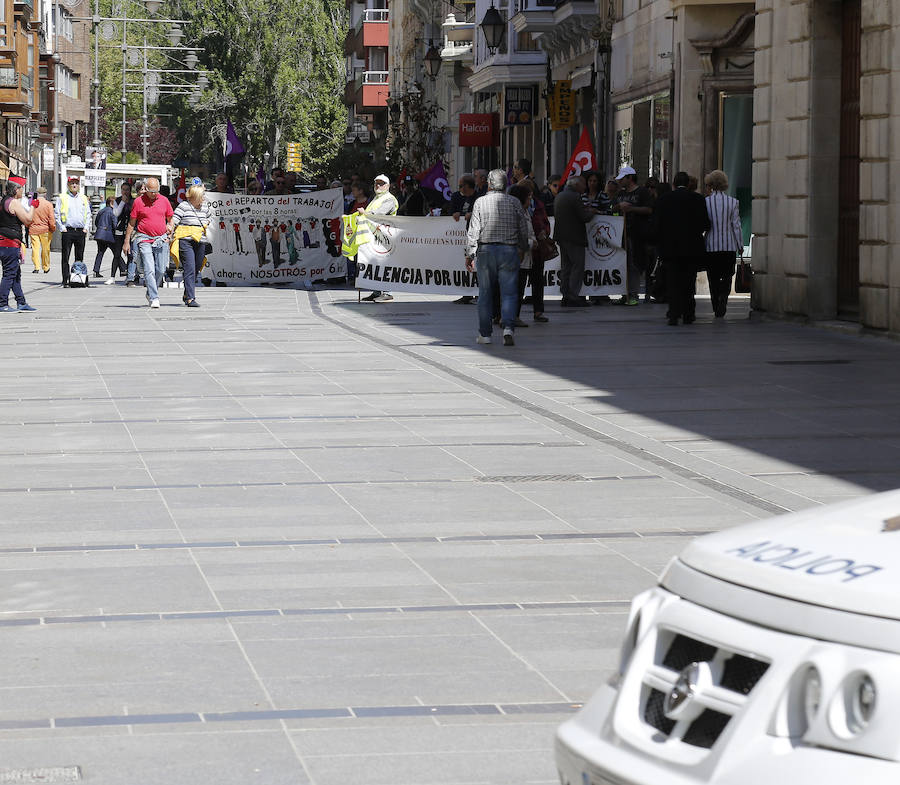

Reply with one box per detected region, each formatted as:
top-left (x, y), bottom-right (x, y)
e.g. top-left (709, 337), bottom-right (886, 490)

top-left (356, 215), bottom-right (627, 296)
top-left (204, 189), bottom-right (345, 286)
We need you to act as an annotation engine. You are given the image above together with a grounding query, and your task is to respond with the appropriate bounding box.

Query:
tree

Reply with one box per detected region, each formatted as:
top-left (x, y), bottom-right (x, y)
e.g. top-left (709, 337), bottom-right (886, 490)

top-left (180, 0), bottom-right (348, 175)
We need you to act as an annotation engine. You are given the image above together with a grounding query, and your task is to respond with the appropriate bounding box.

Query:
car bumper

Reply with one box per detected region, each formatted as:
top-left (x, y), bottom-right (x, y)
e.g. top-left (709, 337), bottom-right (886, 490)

top-left (555, 685), bottom-right (898, 785)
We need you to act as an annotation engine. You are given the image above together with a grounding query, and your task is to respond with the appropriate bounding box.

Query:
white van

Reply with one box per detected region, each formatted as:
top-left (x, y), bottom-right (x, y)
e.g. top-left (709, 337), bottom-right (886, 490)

top-left (556, 491), bottom-right (900, 784)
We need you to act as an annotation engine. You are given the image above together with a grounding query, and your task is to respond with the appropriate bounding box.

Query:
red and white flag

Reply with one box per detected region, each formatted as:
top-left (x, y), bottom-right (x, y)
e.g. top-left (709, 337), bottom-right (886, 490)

top-left (175, 169), bottom-right (187, 202)
top-left (560, 128), bottom-right (597, 186)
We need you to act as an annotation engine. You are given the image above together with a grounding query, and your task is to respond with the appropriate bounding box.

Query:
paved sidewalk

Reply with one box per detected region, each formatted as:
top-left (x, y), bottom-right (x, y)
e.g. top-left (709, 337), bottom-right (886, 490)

top-left (0, 246), bottom-right (897, 784)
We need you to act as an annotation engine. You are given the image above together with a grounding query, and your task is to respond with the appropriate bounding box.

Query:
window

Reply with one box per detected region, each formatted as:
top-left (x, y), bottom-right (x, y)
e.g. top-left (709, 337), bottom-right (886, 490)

top-left (54, 7), bottom-right (73, 42)
top-left (0, 24), bottom-right (8, 48)
top-left (56, 64), bottom-right (78, 99)
top-left (368, 47), bottom-right (387, 72)
top-left (515, 30), bottom-right (539, 52)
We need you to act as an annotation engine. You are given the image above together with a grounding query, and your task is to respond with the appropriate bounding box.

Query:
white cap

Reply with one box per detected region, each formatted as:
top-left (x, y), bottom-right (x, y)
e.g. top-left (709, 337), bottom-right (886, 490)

top-left (374, 174), bottom-right (390, 184)
top-left (615, 165), bottom-right (637, 180)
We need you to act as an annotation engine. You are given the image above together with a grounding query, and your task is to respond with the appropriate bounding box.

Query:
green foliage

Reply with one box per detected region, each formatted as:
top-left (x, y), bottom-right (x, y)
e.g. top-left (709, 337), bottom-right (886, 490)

top-left (384, 88), bottom-right (446, 175)
top-left (181, 0), bottom-right (348, 174)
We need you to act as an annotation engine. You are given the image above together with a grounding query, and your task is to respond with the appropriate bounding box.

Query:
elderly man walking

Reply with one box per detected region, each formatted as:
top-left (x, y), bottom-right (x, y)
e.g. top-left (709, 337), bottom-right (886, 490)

top-left (553, 175), bottom-right (596, 306)
top-left (465, 169), bottom-right (530, 346)
top-left (123, 176), bottom-right (173, 309)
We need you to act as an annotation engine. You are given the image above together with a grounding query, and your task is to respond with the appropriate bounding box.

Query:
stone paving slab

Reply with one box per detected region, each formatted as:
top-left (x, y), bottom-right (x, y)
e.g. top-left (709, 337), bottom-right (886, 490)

top-left (0, 245), bottom-right (896, 782)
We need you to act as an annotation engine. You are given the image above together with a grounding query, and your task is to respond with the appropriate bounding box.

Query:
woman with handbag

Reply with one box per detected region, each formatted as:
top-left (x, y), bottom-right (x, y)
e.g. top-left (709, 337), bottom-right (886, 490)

top-left (171, 178), bottom-right (212, 307)
top-left (520, 180), bottom-right (553, 323)
top-left (704, 170), bottom-right (744, 317)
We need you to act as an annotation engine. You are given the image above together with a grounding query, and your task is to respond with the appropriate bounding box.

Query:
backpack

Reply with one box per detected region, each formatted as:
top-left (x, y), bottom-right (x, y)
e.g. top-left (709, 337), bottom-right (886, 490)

top-left (70, 260), bottom-right (90, 288)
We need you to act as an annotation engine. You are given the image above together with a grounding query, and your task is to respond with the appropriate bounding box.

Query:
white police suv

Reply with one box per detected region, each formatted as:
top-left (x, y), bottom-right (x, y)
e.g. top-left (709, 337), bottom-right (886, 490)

top-left (556, 491), bottom-right (900, 785)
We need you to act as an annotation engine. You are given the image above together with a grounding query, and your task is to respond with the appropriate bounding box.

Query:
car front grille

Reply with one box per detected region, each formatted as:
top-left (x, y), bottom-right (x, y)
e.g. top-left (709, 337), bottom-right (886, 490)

top-left (638, 630), bottom-right (770, 751)
top-left (643, 688), bottom-right (676, 736)
top-left (682, 709), bottom-right (731, 749)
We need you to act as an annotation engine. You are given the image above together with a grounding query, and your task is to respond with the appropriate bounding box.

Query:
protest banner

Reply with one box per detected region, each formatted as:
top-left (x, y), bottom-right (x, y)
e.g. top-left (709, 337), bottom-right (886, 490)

top-left (203, 188), bottom-right (345, 286)
top-left (356, 214), bottom-right (626, 297)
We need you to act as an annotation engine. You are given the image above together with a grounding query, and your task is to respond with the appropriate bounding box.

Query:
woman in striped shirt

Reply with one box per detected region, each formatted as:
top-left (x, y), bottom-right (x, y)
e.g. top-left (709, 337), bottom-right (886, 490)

top-left (171, 180), bottom-right (213, 307)
top-left (704, 170), bottom-right (744, 317)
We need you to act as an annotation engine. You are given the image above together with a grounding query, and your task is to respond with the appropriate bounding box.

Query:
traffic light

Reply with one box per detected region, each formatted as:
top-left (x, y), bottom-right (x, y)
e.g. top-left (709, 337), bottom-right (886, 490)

top-left (286, 142), bottom-right (302, 173)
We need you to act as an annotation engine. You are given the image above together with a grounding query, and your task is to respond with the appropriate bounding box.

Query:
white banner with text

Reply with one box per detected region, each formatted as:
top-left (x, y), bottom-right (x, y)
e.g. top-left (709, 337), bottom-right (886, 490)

top-left (356, 214), bottom-right (626, 296)
top-left (204, 189), bottom-right (345, 285)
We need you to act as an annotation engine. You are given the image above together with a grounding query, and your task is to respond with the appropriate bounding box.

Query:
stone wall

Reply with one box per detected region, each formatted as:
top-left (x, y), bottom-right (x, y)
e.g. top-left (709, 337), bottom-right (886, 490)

top-left (752, 0), bottom-right (900, 332)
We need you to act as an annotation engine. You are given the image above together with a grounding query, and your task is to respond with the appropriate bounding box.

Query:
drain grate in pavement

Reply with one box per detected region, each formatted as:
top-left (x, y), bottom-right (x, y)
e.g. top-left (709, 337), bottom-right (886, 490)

top-left (476, 474), bottom-right (588, 483)
top-left (767, 359), bottom-right (850, 365)
top-left (0, 768), bottom-right (81, 783)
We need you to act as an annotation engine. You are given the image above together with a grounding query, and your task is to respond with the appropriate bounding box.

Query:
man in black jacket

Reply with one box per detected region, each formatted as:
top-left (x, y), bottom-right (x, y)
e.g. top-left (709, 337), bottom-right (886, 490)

top-left (111, 181), bottom-right (133, 280)
top-left (552, 175), bottom-right (597, 306)
top-left (652, 171), bottom-right (711, 325)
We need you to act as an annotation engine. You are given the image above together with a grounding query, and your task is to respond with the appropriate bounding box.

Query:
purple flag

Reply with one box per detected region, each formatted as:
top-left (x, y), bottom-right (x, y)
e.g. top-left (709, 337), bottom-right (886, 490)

top-left (224, 120), bottom-right (245, 156)
top-left (417, 161), bottom-right (451, 201)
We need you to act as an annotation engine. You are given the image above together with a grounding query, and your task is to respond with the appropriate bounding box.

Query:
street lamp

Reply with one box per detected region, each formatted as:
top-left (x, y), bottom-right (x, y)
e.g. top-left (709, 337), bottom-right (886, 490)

top-left (184, 50), bottom-right (198, 70)
top-left (424, 41), bottom-right (441, 80)
top-left (144, 0), bottom-right (162, 14)
top-left (479, 4), bottom-right (505, 54)
top-left (167, 24), bottom-right (183, 46)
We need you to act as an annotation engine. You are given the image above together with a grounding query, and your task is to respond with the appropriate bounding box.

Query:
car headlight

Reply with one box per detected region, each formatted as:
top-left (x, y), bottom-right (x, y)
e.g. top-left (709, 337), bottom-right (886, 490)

top-left (607, 610), bottom-right (641, 689)
top-left (803, 666), bottom-right (822, 726)
top-left (846, 673), bottom-right (876, 735)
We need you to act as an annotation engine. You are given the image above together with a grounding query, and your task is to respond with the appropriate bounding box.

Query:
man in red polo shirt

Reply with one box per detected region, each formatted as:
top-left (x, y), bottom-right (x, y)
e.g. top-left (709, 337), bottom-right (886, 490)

top-left (123, 176), bottom-right (173, 309)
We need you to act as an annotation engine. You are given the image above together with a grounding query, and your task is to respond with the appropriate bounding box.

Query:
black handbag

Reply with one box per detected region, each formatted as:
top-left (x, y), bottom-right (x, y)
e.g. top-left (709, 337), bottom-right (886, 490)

top-left (735, 257), bottom-right (753, 293)
top-left (534, 234), bottom-right (559, 263)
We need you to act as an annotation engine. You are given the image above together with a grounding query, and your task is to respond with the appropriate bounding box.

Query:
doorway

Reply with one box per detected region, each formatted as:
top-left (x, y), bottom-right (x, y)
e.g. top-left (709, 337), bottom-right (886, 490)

top-left (836, 0), bottom-right (860, 317)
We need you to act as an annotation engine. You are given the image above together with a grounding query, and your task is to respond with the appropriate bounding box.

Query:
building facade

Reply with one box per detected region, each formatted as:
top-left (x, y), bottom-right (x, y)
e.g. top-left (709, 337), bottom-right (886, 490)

top-left (750, 0), bottom-right (900, 333)
top-left (0, 0), bottom-right (40, 182)
top-left (344, 0), bottom-right (390, 153)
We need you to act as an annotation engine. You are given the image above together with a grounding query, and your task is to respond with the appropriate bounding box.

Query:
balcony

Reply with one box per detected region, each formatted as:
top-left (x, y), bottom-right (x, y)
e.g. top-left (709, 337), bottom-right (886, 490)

top-left (0, 67), bottom-right (32, 117)
top-left (512, 0), bottom-right (597, 37)
top-left (344, 7), bottom-right (389, 57)
top-left (344, 70), bottom-right (389, 110)
top-left (14, 0), bottom-right (34, 22)
top-left (441, 12), bottom-right (474, 64)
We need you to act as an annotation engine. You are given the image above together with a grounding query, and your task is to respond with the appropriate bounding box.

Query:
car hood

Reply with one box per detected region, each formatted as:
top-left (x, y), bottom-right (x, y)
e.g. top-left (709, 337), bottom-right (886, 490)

top-left (676, 490), bottom-right (900, 621)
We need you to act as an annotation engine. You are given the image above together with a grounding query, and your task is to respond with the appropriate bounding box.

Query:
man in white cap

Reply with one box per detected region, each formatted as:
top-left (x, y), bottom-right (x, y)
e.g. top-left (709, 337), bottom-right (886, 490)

top-left (615, 165), bottom-right (653, 306)
top-left (358, 174), bottom-right (398, 302)
top-left (54, 175), bottom-right (91, 287)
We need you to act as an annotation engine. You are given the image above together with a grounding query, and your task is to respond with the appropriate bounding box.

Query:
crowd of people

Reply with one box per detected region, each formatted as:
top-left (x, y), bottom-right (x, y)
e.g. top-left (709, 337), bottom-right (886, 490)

top-left (0, 161), bottom-right (742, 326)
top-left (460, 160), bottom-right (744, 344)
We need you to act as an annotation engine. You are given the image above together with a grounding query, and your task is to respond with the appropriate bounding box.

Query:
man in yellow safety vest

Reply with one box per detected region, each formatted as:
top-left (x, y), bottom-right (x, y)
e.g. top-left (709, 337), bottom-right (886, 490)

top-left (358, 174), bottom-right (398, 302)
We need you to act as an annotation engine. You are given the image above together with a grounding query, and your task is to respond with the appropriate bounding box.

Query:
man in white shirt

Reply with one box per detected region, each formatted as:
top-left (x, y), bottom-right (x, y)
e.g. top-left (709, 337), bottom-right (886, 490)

top-left (54, 176), bottom-right (91, 287)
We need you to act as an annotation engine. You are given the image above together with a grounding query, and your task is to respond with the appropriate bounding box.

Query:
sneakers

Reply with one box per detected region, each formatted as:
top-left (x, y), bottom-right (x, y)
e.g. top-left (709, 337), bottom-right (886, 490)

top-left (150, 298), bottom-right (160, 309)
top-left (126, 281), bottom-right (136, 287)
top-left (17, 304), bottom-right (36, 312)
top-left (476, 335), bottom-right (491, 344)
top-left (502, 328), bottom-right (514, 346)
top-left (0, 305), bottom-right (17, 313)
top-left (625, 297), bottom-right (639, 306)
top-left (31, 269), bottom-right (39, 274)
top-left (185, 299), bottom-right (200, 308)
top-left (374, 294), bottom-right (394, 302)
top-left (105, 278), bottom-right (116, 285)
top-left (513, 317), bottom-right (529, 328)
top-left (534, 314), bottom-right (549, 323)
top-left (362, 291), bottom-right (380, 301)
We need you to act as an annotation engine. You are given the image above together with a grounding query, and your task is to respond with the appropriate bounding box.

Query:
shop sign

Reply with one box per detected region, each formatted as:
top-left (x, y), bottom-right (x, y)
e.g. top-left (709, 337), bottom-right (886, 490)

top-left (459, 113), bottom-right (500, 147)
top-left (549, 80), bottom-right (575, 131)
top-left (504, 86), bottom-right (534, 126)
